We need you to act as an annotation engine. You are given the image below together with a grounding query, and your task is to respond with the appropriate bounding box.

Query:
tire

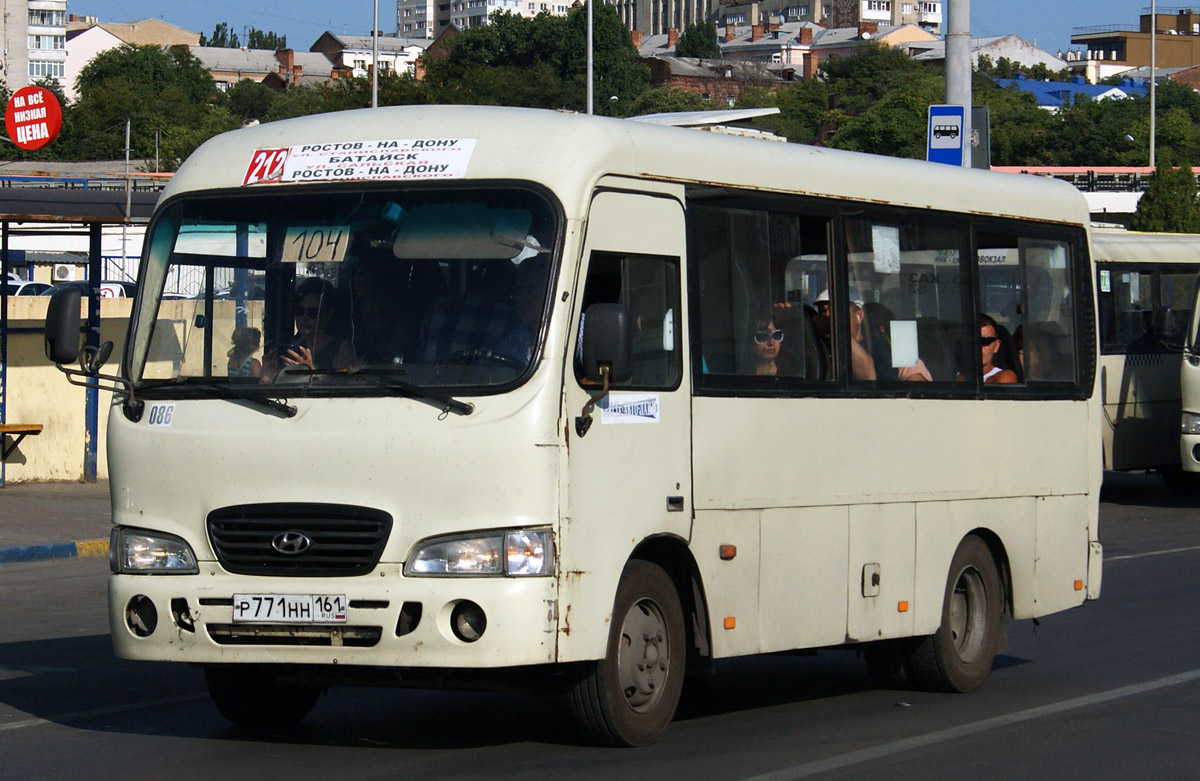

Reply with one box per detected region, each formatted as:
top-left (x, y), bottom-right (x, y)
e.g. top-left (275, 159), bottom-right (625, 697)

top-left (204, 665), bottom-right (322, 728)
top-left (909, 536), bottom-right (1003, 693)
top-left (568, 560), bottom-right (686, 747)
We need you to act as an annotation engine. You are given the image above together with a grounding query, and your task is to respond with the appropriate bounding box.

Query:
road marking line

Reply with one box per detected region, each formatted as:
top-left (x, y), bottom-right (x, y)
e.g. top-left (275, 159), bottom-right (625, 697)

top-left (0, 694), bottom-right (207, 732)
top-left (1106, 544), bottom-right (1200, 562)
top-left (742, 668), bottom-right (1200, 780)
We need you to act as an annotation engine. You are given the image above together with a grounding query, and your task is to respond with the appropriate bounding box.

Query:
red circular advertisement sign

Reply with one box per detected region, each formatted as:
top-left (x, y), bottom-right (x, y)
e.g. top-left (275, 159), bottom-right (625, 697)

top-left (5, 86), bottom-right (62, 151)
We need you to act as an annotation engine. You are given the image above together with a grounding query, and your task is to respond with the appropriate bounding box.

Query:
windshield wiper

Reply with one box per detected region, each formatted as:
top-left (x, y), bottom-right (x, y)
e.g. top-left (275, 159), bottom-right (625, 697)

top-left (173, 379), bottom-right (297, 417)
top-left (308, 368), bottom-right (474, 416)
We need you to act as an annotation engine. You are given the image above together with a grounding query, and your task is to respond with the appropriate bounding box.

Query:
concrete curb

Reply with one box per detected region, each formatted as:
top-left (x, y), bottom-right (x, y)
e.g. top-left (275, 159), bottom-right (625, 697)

top-left (0, 539), bottom-right (109, 566)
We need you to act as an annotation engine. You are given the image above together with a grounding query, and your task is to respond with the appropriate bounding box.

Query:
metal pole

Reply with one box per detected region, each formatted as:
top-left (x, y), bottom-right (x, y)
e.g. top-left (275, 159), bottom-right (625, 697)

top-left (945, 0), bottom-right (972, 167)
top-left (587, 0), bottom-right (594, 114)
top-left (1, 222), bottom-right (8, 487)
top-left (372, 0), bottom-right (380, 108)
top-left (1151, 0), bottom-right (1157, 168)
top-left (85, 224), bottom-right (102, 484)
top-left (123, 119), bottom-right (130, 276)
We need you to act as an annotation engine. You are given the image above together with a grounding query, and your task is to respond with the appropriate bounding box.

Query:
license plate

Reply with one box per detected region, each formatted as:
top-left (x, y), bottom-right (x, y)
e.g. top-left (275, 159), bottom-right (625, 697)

top-left (232, 594), bottom-right (347, 624)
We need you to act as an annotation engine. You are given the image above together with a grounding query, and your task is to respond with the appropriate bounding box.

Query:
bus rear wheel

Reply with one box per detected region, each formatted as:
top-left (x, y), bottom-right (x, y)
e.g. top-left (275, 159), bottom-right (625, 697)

top-left (909, 536), bottom-right (1003, 693)
top-left (204, 665), bottom-right (322, 728)
top-left (568, 560), bottom-right (685, 747)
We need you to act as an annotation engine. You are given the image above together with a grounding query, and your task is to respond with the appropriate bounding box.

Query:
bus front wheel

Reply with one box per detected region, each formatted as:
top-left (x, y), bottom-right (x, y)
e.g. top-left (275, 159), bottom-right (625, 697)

top-left (204, 665), bottom-right (322, 728)
top-left (909, 535), bottom-right (1003, 693)
top-left (568, 559), bottom-right (686, 747)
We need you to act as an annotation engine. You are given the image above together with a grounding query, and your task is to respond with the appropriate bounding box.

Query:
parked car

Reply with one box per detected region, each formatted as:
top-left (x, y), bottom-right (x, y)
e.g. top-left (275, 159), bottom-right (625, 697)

top-left (42, 280), bottom-right (137, 299)
top-left (2, 279), bottom-right (51, 296)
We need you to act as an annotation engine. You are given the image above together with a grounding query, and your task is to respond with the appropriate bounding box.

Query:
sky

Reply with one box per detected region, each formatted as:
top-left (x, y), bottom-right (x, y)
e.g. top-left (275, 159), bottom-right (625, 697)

top-left (79, 0), bottom-right (1150, 54)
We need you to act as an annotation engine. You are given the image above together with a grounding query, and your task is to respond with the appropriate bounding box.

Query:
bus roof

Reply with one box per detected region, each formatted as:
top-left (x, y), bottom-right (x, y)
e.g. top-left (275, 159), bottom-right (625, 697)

top-left (166, 104), bottom-right (1090, 227)
top-left (1090, 228), bottom-right (1200, 264)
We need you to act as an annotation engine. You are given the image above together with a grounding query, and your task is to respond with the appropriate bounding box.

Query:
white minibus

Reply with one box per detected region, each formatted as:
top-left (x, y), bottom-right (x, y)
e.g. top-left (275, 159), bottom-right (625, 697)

top-left (46, 105), bottom-right (1103, 746)
top-left (1089, 230), bottom-right (1200, 486)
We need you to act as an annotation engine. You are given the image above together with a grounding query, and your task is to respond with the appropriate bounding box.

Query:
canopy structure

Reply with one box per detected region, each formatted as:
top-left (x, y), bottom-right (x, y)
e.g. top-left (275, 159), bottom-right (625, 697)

top-left (0, 184), bottom-right (160, 485)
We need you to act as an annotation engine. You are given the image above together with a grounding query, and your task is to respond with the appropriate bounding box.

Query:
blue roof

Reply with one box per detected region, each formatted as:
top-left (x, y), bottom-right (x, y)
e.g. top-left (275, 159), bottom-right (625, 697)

top-left (994, 77), bottom-right (1148, 108)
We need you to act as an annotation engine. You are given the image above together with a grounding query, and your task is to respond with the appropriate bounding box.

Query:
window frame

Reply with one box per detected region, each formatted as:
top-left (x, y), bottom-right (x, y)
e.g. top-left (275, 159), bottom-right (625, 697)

top-left (686, 186), bottom-right (1094, 401)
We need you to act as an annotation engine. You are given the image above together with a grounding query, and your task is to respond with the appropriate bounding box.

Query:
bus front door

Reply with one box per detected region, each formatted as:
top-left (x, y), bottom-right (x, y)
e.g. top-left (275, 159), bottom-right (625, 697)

top-left (558, 188), bottom-right (692, 663)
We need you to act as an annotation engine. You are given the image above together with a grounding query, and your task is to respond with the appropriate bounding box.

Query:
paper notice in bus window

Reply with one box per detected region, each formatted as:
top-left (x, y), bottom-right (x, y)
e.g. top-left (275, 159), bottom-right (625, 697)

top-left (872, 225), bottom-right (901, 274)
top-left (1099, 269), bottom-right (1111, 293)
top-left (599, 393), bottom-right (660, 425)
top-left (282, 225), bottom-right (350, 263)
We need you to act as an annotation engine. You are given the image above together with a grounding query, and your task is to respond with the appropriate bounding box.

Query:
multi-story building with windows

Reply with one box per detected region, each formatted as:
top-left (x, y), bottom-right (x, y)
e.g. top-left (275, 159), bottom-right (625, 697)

top-left (397, 0), bottom-right (571, 39)
top-left (6, 1), bottom-right (68, 90)
top-left (1070, 8), bottom-right (1200, 82)
top-left (612, 0), bottom-right (715, 36)
top-left (713, 0), bottom-right (939, 36)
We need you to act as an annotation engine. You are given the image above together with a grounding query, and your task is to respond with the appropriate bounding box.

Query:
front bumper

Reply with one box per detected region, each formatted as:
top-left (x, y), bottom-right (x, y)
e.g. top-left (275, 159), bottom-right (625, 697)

top-left (109, 565), bottom-right (559, 668)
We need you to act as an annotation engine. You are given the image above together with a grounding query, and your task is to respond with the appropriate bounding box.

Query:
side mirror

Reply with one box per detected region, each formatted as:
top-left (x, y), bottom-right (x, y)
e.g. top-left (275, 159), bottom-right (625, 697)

top-left (44, 287), bottom-right (82, 364)
top-left (582, 303), bottom-right (633, 384)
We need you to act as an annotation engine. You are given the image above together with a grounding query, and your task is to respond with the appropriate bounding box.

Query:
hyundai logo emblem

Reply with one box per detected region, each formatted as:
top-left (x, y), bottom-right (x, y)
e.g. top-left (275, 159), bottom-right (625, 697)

top-left (271, 530), bottom-right (312, 556)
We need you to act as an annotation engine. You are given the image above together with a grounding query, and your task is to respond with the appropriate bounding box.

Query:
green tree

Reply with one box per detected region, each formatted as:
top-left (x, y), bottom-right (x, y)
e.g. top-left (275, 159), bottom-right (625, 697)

top-left (72, 45), bottom-right (236, 168)
top-left (674, 22), bottom-right (721, 59)
top-left (735, 80), bottom-right (832, 143)
top-left (247, 28), bottom-right (286, 50)
top-left (624, 87), bottom-right (709, 116)
top-left (829, 74), bottom-right (943, 158)
top-left (200, 22), bottom-right (239, 48)
top-left (819, 41), bottom-right (930, 116)
top-left (223, 79), bottom-right (278, 121)
top-left (560, 4), bottom-right (650, 109)
top-left (1130, 156), bottom-right (1200, 232)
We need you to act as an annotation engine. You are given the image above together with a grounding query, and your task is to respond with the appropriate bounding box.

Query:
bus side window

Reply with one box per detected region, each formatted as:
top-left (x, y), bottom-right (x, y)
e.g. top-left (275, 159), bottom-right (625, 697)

top-left (844, 215), bottom-right (968, 384)
top-left (575, 252), bottom-right (681, 390)
top-left (978, 233), bottom-right (1079, 385)
top-left (689, 200), bottom-right (832, 383)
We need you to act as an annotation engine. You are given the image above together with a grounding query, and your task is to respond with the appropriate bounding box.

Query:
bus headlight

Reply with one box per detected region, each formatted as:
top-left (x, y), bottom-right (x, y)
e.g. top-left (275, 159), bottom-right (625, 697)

top-left (405, 529), bottom-right (555, 577)
top-left (1183, 412), bottom-right (1200, 435)
top-left (111, 528), bottom-right (198, 574)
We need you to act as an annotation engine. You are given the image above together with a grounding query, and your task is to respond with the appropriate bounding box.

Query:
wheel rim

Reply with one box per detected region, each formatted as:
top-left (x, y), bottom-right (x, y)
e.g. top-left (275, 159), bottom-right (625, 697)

top-left (947, 566), bottom-right (988, 663)
top-left (617, 597), bottom-right (671, 713)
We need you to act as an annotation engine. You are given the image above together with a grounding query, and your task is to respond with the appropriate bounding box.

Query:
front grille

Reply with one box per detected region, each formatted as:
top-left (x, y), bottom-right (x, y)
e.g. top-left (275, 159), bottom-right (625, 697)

top-left (207, 503), bottom-right (392, 577)
top-left (207, 623), bottom-right (382, 647)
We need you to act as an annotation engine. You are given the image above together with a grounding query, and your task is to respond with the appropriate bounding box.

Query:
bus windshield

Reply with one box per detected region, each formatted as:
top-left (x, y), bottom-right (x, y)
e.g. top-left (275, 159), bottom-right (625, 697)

top-left (129, 186), bottom-right (559, 392)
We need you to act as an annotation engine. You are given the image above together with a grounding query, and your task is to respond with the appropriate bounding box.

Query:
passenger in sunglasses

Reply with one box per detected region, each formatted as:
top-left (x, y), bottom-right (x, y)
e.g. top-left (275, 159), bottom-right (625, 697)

top-left (263, 277), bottom-right (355, 381)
top-left (744, 312), bottom-right (785, 376)
top-left (980, 314), bottom-right (1018, 384)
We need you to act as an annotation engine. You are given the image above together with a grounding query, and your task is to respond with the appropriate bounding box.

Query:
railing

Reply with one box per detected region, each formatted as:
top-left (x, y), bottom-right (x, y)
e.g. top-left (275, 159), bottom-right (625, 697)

top-left (990, 166), bottom-right (1200, 193)
top-left (1072, 24), bottom-right (1140, 37)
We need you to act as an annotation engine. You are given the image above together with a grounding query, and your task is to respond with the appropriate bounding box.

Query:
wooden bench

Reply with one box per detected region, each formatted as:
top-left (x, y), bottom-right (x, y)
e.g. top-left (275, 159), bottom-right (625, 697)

top-left (0, 424), bottom-right (42, 462)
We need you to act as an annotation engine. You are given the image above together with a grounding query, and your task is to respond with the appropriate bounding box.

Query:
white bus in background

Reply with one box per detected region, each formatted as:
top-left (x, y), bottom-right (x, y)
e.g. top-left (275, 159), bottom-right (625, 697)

top-left (45, 105), bottom-right (1103, 746)
top-left (1089, 230), bottom-right (1200, 488)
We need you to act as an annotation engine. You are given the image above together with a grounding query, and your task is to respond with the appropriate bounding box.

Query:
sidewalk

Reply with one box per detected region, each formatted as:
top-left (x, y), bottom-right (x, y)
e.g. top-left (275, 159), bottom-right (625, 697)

top-left (0, 480), bottom-right (112, 565)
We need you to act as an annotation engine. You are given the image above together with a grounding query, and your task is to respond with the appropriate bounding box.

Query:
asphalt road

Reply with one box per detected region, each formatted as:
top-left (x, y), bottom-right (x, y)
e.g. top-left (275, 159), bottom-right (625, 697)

top-left (3, 472), bottom-right (1199, 779)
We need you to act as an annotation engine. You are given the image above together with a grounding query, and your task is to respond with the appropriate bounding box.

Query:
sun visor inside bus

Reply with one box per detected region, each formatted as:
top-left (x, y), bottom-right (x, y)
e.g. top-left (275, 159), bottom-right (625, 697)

top-left (391, 203), bottom-right (534, 260)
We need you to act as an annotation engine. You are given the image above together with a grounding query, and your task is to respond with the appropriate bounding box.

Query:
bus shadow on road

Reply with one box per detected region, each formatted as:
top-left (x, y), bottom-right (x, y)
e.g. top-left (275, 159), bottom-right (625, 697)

top-left (0, 635), bottom-right (1032, 751)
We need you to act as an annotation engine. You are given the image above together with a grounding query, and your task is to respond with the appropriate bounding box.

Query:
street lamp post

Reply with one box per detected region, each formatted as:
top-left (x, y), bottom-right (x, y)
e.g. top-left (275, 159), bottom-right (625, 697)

top-left (587, 1), bottom-right (594, 114)
top-left (1151, 0), bottom-right (1157, 167)
top-left (372, 0), bottom-right (380, 109)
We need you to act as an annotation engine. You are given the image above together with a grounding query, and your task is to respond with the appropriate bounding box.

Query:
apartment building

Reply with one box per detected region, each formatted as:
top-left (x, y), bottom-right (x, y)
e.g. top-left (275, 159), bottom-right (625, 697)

top-left (3, 0), bottom-right (68, 91)
top-left (712, 0), bottom-right (939, 36)
top-left (310, 32), bottom-right (431, 78)
top-left (1070, 8), bottom-right (1200, 82)
top-left (396, 0), bottom-right (571, 39)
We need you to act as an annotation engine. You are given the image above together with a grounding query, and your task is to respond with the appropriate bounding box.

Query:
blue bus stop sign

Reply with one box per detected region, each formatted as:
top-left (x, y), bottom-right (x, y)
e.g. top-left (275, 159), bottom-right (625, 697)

top-left (927, 104), bottom-right (965, 167)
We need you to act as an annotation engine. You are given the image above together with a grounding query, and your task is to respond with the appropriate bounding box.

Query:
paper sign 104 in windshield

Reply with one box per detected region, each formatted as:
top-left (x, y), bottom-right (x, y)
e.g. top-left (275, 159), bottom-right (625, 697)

top-left (282, 225), bottom-right (350, 263)
top-left (243, 139), bottom-right (476, 186)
